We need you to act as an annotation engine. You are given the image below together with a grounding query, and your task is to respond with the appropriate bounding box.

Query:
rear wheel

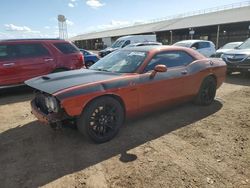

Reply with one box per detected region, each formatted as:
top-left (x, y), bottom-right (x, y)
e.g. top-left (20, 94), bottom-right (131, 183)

top-left (194, 76), bottom-right (216, 105)
top-left (77, 96), bottom-right (124, 143)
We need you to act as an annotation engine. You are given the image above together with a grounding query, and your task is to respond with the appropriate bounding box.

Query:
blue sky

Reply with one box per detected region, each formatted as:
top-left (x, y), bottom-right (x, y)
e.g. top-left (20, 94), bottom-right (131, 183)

top-left (0, 0), bottom-right (246, 39)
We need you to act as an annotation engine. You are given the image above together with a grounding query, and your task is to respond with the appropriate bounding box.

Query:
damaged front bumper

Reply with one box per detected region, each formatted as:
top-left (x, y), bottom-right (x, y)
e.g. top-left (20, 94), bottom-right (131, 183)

top-left (31, 100), bottom-right (66, 124)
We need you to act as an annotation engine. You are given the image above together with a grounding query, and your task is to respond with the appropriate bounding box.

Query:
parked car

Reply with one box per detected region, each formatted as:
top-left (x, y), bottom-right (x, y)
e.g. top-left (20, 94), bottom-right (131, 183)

top-left (221, 38), bottom-right (250, 74)
top-left (173, 40), bottom-right (216, 57)
top-left (213, 42), bottom-right (243, 57)
top-left (26, 46), bottom-right (226, 143)
top-left (0, 39), bottom-right (84, 88)
top-left (79, 49), bottom-right (99, 68)
top-left (125, 42), bottom-right (162, 48)
top-left (98, 35), bottom-right (157, 57)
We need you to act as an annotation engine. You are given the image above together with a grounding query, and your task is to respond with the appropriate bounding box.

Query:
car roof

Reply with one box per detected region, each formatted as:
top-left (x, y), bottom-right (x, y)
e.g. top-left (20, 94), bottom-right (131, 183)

top-left (0, 38), bottom-right (67, 43)
top-left (175, 40), bottom-right (212, 44)
top-left (225, 41), bottom-right (243, 44)
top-left (121, 45), bottom-right (191, 52)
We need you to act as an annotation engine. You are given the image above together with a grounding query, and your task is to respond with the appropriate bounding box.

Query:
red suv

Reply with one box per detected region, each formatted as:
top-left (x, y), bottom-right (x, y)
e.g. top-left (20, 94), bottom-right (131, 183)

top-left (0, 39), bottom-right (84, 88)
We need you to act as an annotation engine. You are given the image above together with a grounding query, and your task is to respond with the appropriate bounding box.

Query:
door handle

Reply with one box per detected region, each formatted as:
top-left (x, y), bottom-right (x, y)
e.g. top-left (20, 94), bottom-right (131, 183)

top-left (3, 63), bottom-right (15, 67)
top-left (181, 70), bottom-right (188, 75)
top-left (44, 58), bottom-right (54, 62)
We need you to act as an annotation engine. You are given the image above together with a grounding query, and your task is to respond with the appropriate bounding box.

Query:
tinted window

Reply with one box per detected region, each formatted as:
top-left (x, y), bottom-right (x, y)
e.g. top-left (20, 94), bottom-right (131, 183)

top-left (0, 45), bottom-right (8, 59)
top-left (15, 44), bottom-right (50, 58)
top-left (80, 50), bottom-right (90, 56)
top-left (144, 51), bottom-right (193, 72)
top-left (191, 43), bottom-right (199, 49)
top-left (199, 42), bottom-right (210, 49)
top-left (0, 44), bottom-right (48, 59)
top-left (54, 42), bottom-right (79, 54)
top-left (238, 38), bottom-right (250, 49)
top-left (122, 40), bottom-right (131, 48)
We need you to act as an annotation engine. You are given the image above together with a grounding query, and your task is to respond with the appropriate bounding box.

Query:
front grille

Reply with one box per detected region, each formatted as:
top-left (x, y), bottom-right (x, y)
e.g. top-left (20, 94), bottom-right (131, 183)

top-left (225, 54), bottom-right (248, 63)
top-left (35, 94), bottom-right (49, 114)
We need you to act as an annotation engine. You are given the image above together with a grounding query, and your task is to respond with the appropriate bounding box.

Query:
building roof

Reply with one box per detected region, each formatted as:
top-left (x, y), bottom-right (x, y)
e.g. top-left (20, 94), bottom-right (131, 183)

top-left (71, 5), bottom-right (250, 41)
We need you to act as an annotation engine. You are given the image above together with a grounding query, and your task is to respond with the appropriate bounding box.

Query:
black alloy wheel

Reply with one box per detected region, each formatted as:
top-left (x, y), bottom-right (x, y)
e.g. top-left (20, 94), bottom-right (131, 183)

top-left (77, 96), bottom-right (124, 143)
top-left (194, 76), bottom-right (216, 105)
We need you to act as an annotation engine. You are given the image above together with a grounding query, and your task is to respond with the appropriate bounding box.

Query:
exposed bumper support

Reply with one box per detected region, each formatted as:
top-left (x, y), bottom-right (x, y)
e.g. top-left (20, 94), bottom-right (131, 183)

top-left (31, 100), bottom-right (66, 124)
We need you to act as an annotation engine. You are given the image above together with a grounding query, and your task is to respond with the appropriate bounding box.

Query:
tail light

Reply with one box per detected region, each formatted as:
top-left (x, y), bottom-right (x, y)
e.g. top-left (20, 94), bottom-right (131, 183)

top-left (78, 54), bottom-right (84, 64)
top-left (78, 54), bottom-right (85, 68)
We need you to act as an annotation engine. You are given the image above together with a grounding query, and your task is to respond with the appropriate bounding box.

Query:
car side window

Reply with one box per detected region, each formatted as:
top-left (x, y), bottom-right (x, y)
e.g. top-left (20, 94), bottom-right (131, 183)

top-left (144, 51), bottom-right (194, 72)
top-left (122, 40), bottom-right (131, 48)
top-left (0, 45), bottom-right (8, 60)
top-left (199, 42), bottom-right (210, 49)
top-left (191, 43), bottom-right (200, 49)
top-left (15, 44), bottom-right (50, 58)
top-left (0, 45), bottom-right (19, 60)
top-left (83, 51), bottom-right (90, 56)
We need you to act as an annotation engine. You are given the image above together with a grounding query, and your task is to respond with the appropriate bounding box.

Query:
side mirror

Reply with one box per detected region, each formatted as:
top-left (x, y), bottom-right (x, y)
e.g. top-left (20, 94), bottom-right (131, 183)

top-left (191, 47), bottom-right (197, 50)
top-left (150, 64), bottom-right (167, 78)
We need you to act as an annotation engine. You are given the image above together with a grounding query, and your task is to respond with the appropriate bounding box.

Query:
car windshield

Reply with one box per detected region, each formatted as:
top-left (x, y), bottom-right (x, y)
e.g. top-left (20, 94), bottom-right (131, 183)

top-left (173, 42), bottom-right (192, 48)
top-left (221, 43), bottom-right (241, 49)
top-left (89, 50), bottom-right (147, 73)
top-left (111, 40), bottom-right (125, 48)
top-left (238, 38), bottom-right (250, 49)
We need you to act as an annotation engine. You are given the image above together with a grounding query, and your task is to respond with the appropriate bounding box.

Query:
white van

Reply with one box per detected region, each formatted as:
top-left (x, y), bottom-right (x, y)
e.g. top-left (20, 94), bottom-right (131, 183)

top-left (99, 35), bottom-right (157, 57)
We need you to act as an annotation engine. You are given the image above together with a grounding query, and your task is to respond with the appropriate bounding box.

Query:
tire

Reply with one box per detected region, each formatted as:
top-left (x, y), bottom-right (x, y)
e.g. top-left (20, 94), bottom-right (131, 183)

top-left (85, 61), bottom-right (95, 68)
top-left (194, 76), bottom-right (217, 106)
top-left (77, 96), bottom-right (125, 143)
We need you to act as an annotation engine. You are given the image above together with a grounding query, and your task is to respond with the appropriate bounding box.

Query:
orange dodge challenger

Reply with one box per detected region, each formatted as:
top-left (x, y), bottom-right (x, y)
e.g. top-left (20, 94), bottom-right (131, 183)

top-left (25, 46), bottom-right (226, 143)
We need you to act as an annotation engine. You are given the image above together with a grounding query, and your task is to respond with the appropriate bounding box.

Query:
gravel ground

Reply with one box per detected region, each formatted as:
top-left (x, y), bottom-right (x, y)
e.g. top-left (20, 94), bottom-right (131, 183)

top-left (0, 73), bottom-right (249, 188)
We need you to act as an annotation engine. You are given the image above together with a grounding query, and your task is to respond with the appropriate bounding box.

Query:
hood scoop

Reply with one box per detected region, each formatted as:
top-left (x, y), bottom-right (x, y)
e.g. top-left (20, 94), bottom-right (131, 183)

top-left (41, 76), bottom-right (51, 80)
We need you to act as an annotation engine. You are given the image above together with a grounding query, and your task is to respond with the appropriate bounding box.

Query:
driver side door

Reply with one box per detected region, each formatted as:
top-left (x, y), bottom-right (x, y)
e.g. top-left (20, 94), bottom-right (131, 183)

top-left (138, 51), bottom-right (194, 112)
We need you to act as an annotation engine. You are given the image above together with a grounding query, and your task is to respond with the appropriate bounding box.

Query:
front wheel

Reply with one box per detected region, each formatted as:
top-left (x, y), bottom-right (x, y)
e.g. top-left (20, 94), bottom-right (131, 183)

top-left (194, 76), bottom-right (217, 106)
top-left (77, 96), bottom-right (124, 143)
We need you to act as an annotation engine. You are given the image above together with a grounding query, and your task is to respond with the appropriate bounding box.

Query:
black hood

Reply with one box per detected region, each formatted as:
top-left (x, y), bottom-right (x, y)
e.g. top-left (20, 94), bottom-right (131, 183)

top-left (25, 69), bottom-right (122, 94)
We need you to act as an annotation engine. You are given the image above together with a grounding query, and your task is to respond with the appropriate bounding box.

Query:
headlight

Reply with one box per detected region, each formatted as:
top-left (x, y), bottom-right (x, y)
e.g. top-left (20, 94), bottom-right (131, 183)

top-left (45, 96), bottom-right (59, 113)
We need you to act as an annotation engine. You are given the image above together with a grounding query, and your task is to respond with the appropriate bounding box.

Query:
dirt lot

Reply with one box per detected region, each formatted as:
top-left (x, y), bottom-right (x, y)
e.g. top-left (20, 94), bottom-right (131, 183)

top-left (0, 74), bottom-right (249, 188)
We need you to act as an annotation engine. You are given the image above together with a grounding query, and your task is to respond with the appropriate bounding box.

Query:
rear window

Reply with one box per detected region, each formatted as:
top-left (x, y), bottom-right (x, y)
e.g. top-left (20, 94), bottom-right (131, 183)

top-left (54, 42), bottom-right (79, 54)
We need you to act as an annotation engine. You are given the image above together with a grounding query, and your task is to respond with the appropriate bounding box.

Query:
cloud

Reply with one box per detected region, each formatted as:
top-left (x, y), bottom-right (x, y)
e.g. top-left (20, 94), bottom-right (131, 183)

top-left (68, 0), bottom-right (77, 8)
top-left (66, 20), bottom-right (74, 26)
top-left (4, 24), bottom-right (31, 32)
top-left (4, 24), bottom-right (40, 34)
top-left (44, 26), bottom-right (50, 29)
top-left (68, 3), bottom-right (75, 7)
top-left (86, 0), bottom-right (105, 9)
